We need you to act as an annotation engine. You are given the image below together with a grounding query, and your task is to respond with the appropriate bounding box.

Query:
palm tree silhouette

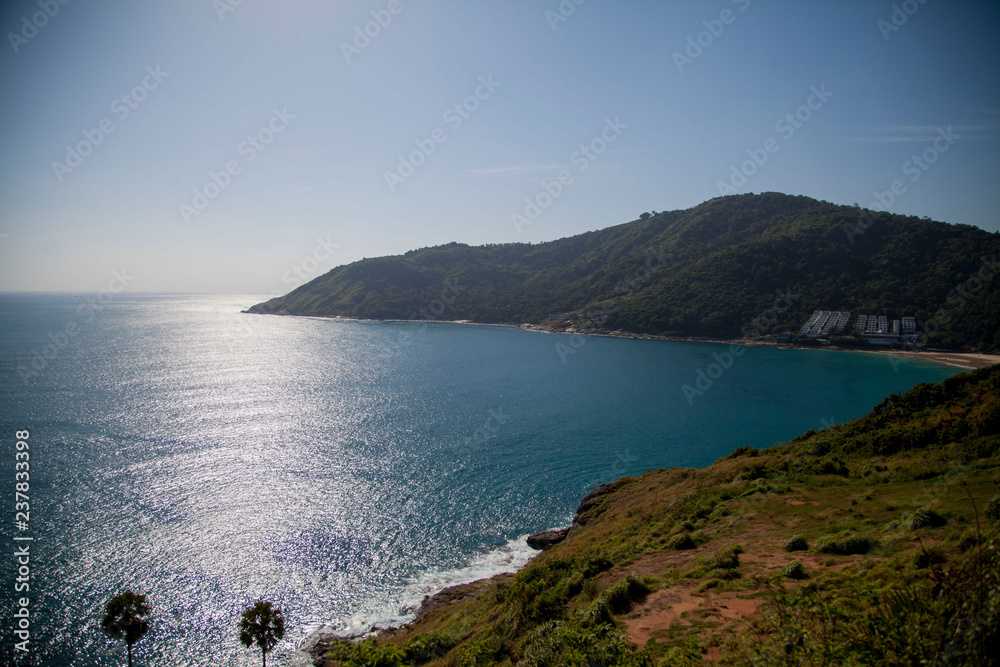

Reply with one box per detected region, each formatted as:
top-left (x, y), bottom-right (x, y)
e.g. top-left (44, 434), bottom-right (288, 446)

top-left (239, 600), bottom-right (286, 667)
top-left (101, 590), bottom-right (151, 667)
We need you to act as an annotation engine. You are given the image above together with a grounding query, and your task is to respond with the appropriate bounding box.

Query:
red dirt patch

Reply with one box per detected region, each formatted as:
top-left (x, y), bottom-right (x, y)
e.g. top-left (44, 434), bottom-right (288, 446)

top-left (610, 548), bottom-right (701, 580)
top-left (742, 549), bottom-right (854, 574)
top-left (623, 581), bottom-right (762, 646)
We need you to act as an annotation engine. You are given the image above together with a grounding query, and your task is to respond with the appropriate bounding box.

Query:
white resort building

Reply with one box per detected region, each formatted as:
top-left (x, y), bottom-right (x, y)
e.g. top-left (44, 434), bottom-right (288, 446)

top-left (799, 310), bottom-right (852, 337)
top-left (801, 310), bottom-right (920, 345)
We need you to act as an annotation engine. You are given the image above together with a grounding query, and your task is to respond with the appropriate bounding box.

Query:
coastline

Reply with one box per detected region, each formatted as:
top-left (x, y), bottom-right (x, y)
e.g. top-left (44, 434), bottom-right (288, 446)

top-left (281, 314), bottom-right (997, 662)
top-left (302, 487), bottom-right (608, 664)
top-left (244, 310), bottom-right (1000, 371)
top-left (856, 349), bottom-right (1000, 370)
top-left (299, 532), bottom-right (542, 662)
top-left (516, 323), bottom-right (1000, 369)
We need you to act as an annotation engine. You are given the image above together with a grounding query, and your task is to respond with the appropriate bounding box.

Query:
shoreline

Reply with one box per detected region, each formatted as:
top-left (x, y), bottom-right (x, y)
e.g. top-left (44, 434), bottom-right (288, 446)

top-left (302, 488), bottom-right (606, 664)
top-left (244, 310), bottom-right (1000, 371)
top-left (298, 532), bottom-right (542, 662)
top-left (280, 313), bottom-right (997, 662)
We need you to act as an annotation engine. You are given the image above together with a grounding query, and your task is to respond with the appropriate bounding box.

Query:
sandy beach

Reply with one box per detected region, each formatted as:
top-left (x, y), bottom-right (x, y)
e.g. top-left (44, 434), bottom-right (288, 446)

top-left (861, 349), bottom-right (1000, 370)
top-left (516, 323), bottom-right (1000, 370)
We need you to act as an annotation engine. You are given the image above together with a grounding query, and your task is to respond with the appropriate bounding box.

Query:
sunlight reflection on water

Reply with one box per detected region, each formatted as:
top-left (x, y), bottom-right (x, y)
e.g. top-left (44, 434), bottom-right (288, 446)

top-left (0, 294), bottom-right (960, 665)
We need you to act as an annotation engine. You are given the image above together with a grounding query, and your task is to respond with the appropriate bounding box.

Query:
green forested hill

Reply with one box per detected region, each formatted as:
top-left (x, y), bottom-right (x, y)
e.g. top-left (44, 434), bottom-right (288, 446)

top-left (248, 193), bottom-right (1000, 351)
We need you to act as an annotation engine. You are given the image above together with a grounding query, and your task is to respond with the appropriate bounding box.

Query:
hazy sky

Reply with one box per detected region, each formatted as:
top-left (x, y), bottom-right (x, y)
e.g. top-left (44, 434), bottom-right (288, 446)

top-left (1, 0), bottom-right (998, 293)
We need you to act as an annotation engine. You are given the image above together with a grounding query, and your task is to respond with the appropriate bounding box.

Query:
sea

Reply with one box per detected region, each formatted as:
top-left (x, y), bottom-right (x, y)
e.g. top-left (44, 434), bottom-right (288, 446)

top-left (0, 293), bottom-right (961, 665)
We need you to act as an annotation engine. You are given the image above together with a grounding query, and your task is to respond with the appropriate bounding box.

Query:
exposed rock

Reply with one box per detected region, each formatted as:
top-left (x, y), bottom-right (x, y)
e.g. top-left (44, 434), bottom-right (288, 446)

top-left (526, 527), bottom-right (571, 550)
top-left (525, 482), bottom-right (616, 550)
top-left (413, 578), bottom-right (495, 619)
top-left (303, 630), bottom-right (355, 666)
top-left (573, 482), bottom-right (613, 527)
top-left (577, 483), bottom-right (612, 513)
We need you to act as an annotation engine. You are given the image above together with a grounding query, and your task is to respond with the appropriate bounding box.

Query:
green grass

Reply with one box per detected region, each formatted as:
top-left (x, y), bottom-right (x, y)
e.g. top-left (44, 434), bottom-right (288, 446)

top-left (782, 560), bottom-right (808, 580)
top-left (907, 507), bottom-right (948, 530)
top-left (815, 533), bottom-right (880, 556)
top-left (783, 535), bottom-right (809, 552)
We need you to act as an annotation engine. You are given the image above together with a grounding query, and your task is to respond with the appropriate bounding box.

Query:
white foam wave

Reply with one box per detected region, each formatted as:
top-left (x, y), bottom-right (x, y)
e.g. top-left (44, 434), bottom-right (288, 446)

top-left (294, 532), bottom-right (542, 659)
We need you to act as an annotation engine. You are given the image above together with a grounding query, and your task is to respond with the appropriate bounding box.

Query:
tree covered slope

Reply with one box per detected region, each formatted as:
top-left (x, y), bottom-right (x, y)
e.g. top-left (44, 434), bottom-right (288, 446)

top-left (248, 193), bottom-right (1000, 351)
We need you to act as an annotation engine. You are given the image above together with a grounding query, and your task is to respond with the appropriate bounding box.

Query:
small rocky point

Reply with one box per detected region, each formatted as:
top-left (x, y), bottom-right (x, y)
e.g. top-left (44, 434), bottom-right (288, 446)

top-left (526, 482), bottom-right (613, 550)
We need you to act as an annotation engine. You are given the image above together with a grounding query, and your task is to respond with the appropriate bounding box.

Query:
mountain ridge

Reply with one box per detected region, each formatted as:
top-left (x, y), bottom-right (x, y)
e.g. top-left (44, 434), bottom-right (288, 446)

top-left (248, 193), bottom-right (1000, 351)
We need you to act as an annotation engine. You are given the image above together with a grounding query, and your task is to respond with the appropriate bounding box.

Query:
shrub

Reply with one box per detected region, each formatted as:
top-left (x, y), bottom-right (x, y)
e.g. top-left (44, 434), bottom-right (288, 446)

top-left (691, 501), bottom-right (715, 519)
top-left (578, 599), bottom-right (614, 628)
top-left (784, 535), bottom-right (809, 552)
top-left (816, 458), bottom-right (849, 476)
top-left (782, 560), bottom-right (808, 580)
top-left (985, 495), bottom-right (1000, 523)
top-left (908, 507), bottom-right (947, 530)
top-left (712, 546), bottom-right (743, 570)
top-left (325, 638), bottom-right (406, 667)
top-left (816, 533), bottom-right (879, 555)
top-left (670, 533), bottom-right (696, 550)
top-left (520, 619), bottom-right (653, 667)
top-left (708, 568), bottom-right (741, 581)
top-left (674, 520), bottom-right (695, 533)
top-left (711, 505), bottom-right (732, 520)
top-left (581, 553), bottom-right (613, 577)
top-left (727, 445), bottom-right (759, 459)
top-left (697, 579), bottom-right (720, 592)
top-left (601, 574), bottom-right (652, 614)
top-left (958, 529), bottom-right (982, 553)
top-left (740, 462), bottom-right (768, 481)
top-left (458, 632), bottom-right (504, 666)
top-left (403, 634), bottom-right (454, 663)
top-left (913, 547), bottom-right (945, 569)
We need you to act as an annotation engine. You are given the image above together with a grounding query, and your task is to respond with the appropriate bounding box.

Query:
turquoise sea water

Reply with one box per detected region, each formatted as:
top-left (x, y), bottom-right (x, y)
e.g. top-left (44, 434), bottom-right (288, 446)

top-left (0, 294), bottom-right (961, 665)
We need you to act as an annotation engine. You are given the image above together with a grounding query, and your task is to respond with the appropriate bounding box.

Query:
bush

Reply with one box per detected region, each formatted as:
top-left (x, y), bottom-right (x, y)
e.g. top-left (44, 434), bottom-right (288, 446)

top-left (520, 619), bottom-right (654, 667)
top-left (908, 507), bottom-right (947, 530)
top-left (782, 560), bottom-right (808, 580)
top-left (816, 533), bottom-right (879, 555)
top-left (727, 445), bottom-right (759, 459)
top-left (581, 553), bottom-right (613, 577)
top-left (459, 632), bottom-right (505, 666)
top-left (712, 546), bottom-right (743, 570)
top-left (578, 599), bottom-right (615, 628)
top-left (784, 535), bottom-right (809, 552)
top-left (739, 462), bottom-right (768, 481)
top-left (404, 634), bottom-right (454, 663)
top-left (985, 495), bottom-right (1000, 523)
top-left (601, 574), bottom-right (652, 614)
top-left (670, 533), bottom-right (697, 550)
top-left (324, 638), bottom-right (407, 667)
top-left (708, 568), bottom-right (741, 581)
top-left (815, 458), bottom-right (849, 476)
top-left (913, 547), bottom-right (945, 569)
top-left (958, 529), bottom-right (983, 553)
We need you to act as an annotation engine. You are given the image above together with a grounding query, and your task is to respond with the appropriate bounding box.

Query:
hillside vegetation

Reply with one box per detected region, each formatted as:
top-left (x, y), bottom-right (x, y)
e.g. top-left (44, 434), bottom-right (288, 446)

top-left (249, 193), bottom-right (1000, 351)
top-left (315, 365), bottom-right (1000, 666)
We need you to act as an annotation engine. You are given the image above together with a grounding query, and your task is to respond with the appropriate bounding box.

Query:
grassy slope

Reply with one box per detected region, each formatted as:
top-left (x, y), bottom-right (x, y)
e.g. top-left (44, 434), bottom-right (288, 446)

top-left (250, 193), bottom-right (1000, 349)
top-left (318, 365), bottom-right (1000, 666)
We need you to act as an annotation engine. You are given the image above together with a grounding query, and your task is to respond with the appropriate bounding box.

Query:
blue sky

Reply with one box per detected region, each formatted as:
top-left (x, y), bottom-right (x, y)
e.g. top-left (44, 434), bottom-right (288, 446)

top-left (1, 0), bottom-right (998, 293)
